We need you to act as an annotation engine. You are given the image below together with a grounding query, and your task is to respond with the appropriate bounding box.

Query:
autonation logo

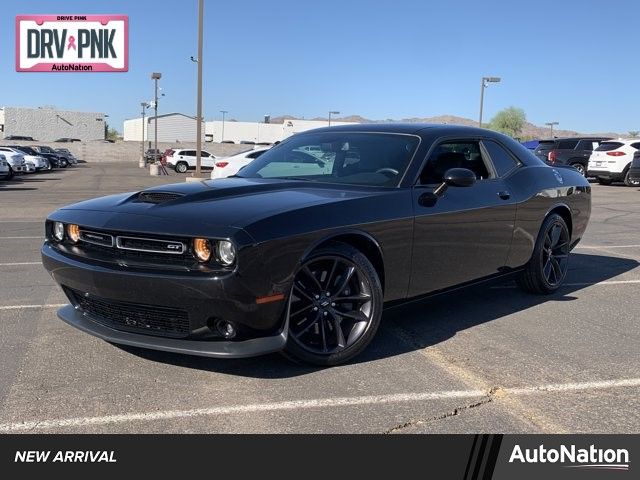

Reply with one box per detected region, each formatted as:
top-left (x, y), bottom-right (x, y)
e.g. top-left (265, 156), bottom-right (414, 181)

top-left (509, 444), bottom-right (630, 471)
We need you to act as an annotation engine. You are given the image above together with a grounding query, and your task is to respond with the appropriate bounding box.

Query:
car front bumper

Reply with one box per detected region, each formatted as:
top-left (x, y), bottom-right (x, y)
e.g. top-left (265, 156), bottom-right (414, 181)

top-left (41, 243), bottom-right (290, 358)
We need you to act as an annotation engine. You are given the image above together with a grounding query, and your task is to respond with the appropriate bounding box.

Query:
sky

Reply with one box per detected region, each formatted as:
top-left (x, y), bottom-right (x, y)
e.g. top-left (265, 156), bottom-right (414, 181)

top-left (0, 0), bottom-right (638, 134)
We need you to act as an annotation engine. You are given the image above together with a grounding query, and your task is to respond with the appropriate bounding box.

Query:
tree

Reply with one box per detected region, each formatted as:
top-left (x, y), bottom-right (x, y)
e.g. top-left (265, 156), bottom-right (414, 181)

top-left (488, 107), bottom-right (526, 138)
top-left (628, 131), bottom-right (639, 138)
top-left (104, 122), bottom-right (119, 141)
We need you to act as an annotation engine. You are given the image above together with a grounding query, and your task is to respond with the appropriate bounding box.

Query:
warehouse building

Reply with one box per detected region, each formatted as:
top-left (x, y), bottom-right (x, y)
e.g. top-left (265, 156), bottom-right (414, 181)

top-left (123, 113), bottom-right (205, 143)
top-left (0, 106), bottom-right (106, 142)
top-left (123, 114), bottom-right (358, 143)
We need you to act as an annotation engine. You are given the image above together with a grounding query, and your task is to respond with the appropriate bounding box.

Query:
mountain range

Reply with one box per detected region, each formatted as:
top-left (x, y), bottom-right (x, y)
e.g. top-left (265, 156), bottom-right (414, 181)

top-left (268, 114), bottom-right (622, 140)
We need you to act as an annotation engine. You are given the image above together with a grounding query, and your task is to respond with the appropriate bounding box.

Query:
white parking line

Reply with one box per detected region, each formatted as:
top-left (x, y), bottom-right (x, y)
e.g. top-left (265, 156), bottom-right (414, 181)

top-left (0, 377), bottom-right (637, 432)
top-left (0, 304), bottom-right (65, 311)
top-left (578, 245), bottom-right (640, 249)
top-left (493, 279), bottom-right (640, 289)
top-left (0, 262), bottom-right (41, 266)
top-left (0, 236), bottom-right (42, 239)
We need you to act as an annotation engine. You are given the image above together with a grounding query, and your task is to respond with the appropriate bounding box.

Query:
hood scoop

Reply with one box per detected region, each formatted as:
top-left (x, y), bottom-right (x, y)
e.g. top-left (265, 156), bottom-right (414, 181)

top-left (137, 191), bottom-right (185, 204)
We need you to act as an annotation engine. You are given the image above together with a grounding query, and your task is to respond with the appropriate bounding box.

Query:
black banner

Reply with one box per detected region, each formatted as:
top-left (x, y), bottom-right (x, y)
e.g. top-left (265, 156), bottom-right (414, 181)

top-left (0, 434), bottom-right (636, 478)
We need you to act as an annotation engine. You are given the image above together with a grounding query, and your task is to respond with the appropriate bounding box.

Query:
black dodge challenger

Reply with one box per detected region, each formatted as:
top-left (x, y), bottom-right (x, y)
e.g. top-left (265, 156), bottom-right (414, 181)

top-left (42, 125), bottom-right (591, 365)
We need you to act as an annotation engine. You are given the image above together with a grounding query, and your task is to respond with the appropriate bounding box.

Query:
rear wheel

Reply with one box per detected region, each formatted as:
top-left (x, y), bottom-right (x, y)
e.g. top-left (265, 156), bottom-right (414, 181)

top-left (570, 163), bottom-right (586, 176)
top-left (624, 170), bottom-right (640, 187)
top-left (283, 243), bottom-right (383, 366)
top-left (517, 213), bottom-right (570, 294)
top-left (597, 177), bottom-right (612, 185)
top-left (175, 162), bottom-right (188, 173)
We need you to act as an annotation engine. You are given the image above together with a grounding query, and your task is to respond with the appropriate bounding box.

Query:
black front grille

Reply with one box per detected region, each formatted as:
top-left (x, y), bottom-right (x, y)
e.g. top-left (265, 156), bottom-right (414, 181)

top-left (138, 191), bottom-right (184, 204)
top-left (66, 288), bottom-right (190, 338)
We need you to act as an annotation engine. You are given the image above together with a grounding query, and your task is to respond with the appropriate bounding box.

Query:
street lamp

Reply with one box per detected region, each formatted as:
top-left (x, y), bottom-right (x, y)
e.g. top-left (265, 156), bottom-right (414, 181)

top-left (220, 110), bottom-right (228, 143)
top-left (151, 72), bottom-right (162, 165)
top-left (478, 76), bottom-right (501, 128)
top-left (545, 121), bottom-right (559, 138)
top-left (328, 111), bottom-right (340, 127)
top-left (140, 102), bottom-right (148, 164)
top-left (194, 0), bottom-right (205, 177)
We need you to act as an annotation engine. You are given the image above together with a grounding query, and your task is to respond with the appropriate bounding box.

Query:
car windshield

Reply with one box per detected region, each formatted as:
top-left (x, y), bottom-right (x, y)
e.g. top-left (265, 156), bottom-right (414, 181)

top-left (236, 132), bottom-right (420, 187)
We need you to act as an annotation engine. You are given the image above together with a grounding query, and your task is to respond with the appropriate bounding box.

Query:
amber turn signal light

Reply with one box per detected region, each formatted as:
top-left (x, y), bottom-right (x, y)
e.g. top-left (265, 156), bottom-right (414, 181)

top-left (68, 224), bottom-right (80, 243)
top-left (193, 238), bottom-right (212, 262)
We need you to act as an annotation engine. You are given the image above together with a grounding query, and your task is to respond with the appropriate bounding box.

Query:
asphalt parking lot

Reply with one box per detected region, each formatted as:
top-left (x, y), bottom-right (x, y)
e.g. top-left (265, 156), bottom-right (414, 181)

top-left (0, 163), bottom-right (638, 433)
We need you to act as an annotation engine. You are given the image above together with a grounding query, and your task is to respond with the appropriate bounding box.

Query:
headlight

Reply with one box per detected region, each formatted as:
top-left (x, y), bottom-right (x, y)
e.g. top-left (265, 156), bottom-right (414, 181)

top-left (193, 238), bottom-right (212, 262)
top-left (67, 224), bottom-right (80, 243)
top-left (216, 240), bottom-right (236, 266)
top-left (53, 222), bottom-right (65, 241)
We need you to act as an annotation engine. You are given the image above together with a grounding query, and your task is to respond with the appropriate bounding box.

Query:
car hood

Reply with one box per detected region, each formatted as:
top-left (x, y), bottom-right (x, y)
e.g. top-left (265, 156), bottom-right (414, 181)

top-left (51, 177), bottom-right (392, 237)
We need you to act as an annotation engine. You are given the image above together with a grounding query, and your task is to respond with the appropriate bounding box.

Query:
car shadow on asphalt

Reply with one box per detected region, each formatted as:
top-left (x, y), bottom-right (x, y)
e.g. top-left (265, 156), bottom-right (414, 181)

top-left (116, 252), bottom-right (638, 378)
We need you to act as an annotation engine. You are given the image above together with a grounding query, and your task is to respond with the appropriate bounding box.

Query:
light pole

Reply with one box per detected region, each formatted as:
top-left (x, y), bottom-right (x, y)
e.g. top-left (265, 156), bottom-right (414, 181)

top-left (478, 76), bottom-right (501, 128)
top-left (140, 102), bottom-right (147, 164)
top-left (220, 110), bottom-right (228, 143)
top-left (193, 0), bottom-right (205, 177)
top-left (328, 111), bottom-right (340, 127)
top-left (545, 121), bottom-right (559, 138)
top-left (151, 72), bottom-right (162, 164)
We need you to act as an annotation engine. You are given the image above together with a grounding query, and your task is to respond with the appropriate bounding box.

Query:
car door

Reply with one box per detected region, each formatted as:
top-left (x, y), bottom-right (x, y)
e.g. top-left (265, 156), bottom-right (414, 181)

top-left (408, 138), bottom-right (518, 297)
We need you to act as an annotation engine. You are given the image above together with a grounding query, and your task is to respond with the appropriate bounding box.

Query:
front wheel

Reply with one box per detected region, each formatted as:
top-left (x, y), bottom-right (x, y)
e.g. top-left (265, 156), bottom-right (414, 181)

top-left (283, 243), bottom-right (383, 366)
top-left (517, 213), bottom-right (570, 294)
top-left (175, 162), bottom-right (188, 173)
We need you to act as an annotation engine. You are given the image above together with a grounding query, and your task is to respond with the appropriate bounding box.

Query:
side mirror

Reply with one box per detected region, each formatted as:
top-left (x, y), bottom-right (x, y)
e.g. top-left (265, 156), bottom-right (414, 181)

top-left (443, 168), bottom-right (476, 188)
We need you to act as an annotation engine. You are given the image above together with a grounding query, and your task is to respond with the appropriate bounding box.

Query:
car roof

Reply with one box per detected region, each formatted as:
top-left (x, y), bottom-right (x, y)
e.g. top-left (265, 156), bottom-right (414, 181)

top-left (539, 136), bottom-right (612, 142)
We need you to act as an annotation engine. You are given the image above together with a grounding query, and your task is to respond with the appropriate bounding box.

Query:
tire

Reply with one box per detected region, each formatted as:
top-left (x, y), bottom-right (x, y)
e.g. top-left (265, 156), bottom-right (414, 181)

top-left (175, 162), bottom-right (188, 173)
top-left (517, 213), bottom-right (570, 295)
top-left (624, 169), bottom-right (640, 187)
top-left (60, 159), bottom-right (68, 168)
top-left (6, 167), bottom-right (14, 180)
top-left (283, 242), bottom-right (383, 366)
top-left (570, 163), bottom-right (586, 176)
top-left (597, 177), bottom-right (612, 185)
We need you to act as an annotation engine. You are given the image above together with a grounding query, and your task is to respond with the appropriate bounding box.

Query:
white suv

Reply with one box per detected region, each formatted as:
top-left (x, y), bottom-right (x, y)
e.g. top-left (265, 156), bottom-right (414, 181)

top-left (588, 139), bottom-right (640, 186)
top-left (165, 149), bottom-right (217, 173)
top-left (0, 148), bottom-right (26, 175)
top-left (0, 154), bottom-right (11, 180)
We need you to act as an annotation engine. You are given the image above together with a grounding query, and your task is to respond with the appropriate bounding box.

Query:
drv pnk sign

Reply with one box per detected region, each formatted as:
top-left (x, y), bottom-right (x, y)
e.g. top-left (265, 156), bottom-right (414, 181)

top-left (16, 15), bottom-right (128, 72)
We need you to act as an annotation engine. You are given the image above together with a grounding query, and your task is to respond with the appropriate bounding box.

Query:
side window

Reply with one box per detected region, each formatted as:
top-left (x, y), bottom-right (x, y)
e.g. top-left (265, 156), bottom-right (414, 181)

top-left (420, 141), bottom-right (491, 184)
top-left (183, 150), bottom-right (196, 157)
top-left (482, 140), bottom-right (520, 177)
top-left (247, 151), bottom-right (265, 159)
top-left (557, 140), bottom-right (579, 150)
top-left (630, 142), bottom-right (640, 150)
top-left (578, 140), bottom-right (594, 151)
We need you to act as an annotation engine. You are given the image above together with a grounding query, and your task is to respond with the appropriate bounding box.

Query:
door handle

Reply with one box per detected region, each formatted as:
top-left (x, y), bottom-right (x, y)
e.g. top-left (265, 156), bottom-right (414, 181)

top-left (497, 191), bottom-right (511, 200)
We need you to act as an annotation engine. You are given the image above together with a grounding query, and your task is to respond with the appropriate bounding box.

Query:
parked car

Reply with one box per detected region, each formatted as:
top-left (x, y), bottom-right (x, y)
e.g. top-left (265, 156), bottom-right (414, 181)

top-left (628, 150), bottom-right (640, 184)
top-left (32, 146), bottom-right (68, 168)
top-left (54, 148), bottom-right (78, 165)
top-left (0, 154), bottom-right (11, 180)
top-left (165, 149), bottom-right (218, 173)
top-left (145, 149), bottom-right (162, 162)
top-left (210, 148), bottom-right (270, 180)
top-left (54, 138), bottom-right (82, 143)
top-left (42, 124), bottom-right (591, 366)
top-left (3, 135), bottom-right (35, 141)
top-left (0, 149), bottom-right (26, 175)
top-left (534, 137), bottom-right (611, 176)
top-left (221, 140), bottom-right (235, 144)
top-left (587, 139), bottom-right (640, 186)
top-left (240, 140), bottom-right (256, 145)
top-left (11, 146), bottom-right (56, 169)
top-left (0, 146), bottom-right (50, 171)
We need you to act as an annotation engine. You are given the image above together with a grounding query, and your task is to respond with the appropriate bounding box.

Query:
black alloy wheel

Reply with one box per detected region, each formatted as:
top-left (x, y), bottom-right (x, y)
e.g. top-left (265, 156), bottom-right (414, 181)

top-left (517, 213), bottom-right (570, 294)
top-left (284, 243), bottom-right (382, 366)
top-left (570, 163), bottom-right (586, 176)
top-left (624, 170), bottom-right (640, 187)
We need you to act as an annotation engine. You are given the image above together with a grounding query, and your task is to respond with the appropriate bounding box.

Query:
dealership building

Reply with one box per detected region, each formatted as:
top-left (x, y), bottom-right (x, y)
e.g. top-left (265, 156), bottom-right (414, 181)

top-left (122, 113), bottom-right (358, 144)
top-left (0, 106), bottom-right (106, 142)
